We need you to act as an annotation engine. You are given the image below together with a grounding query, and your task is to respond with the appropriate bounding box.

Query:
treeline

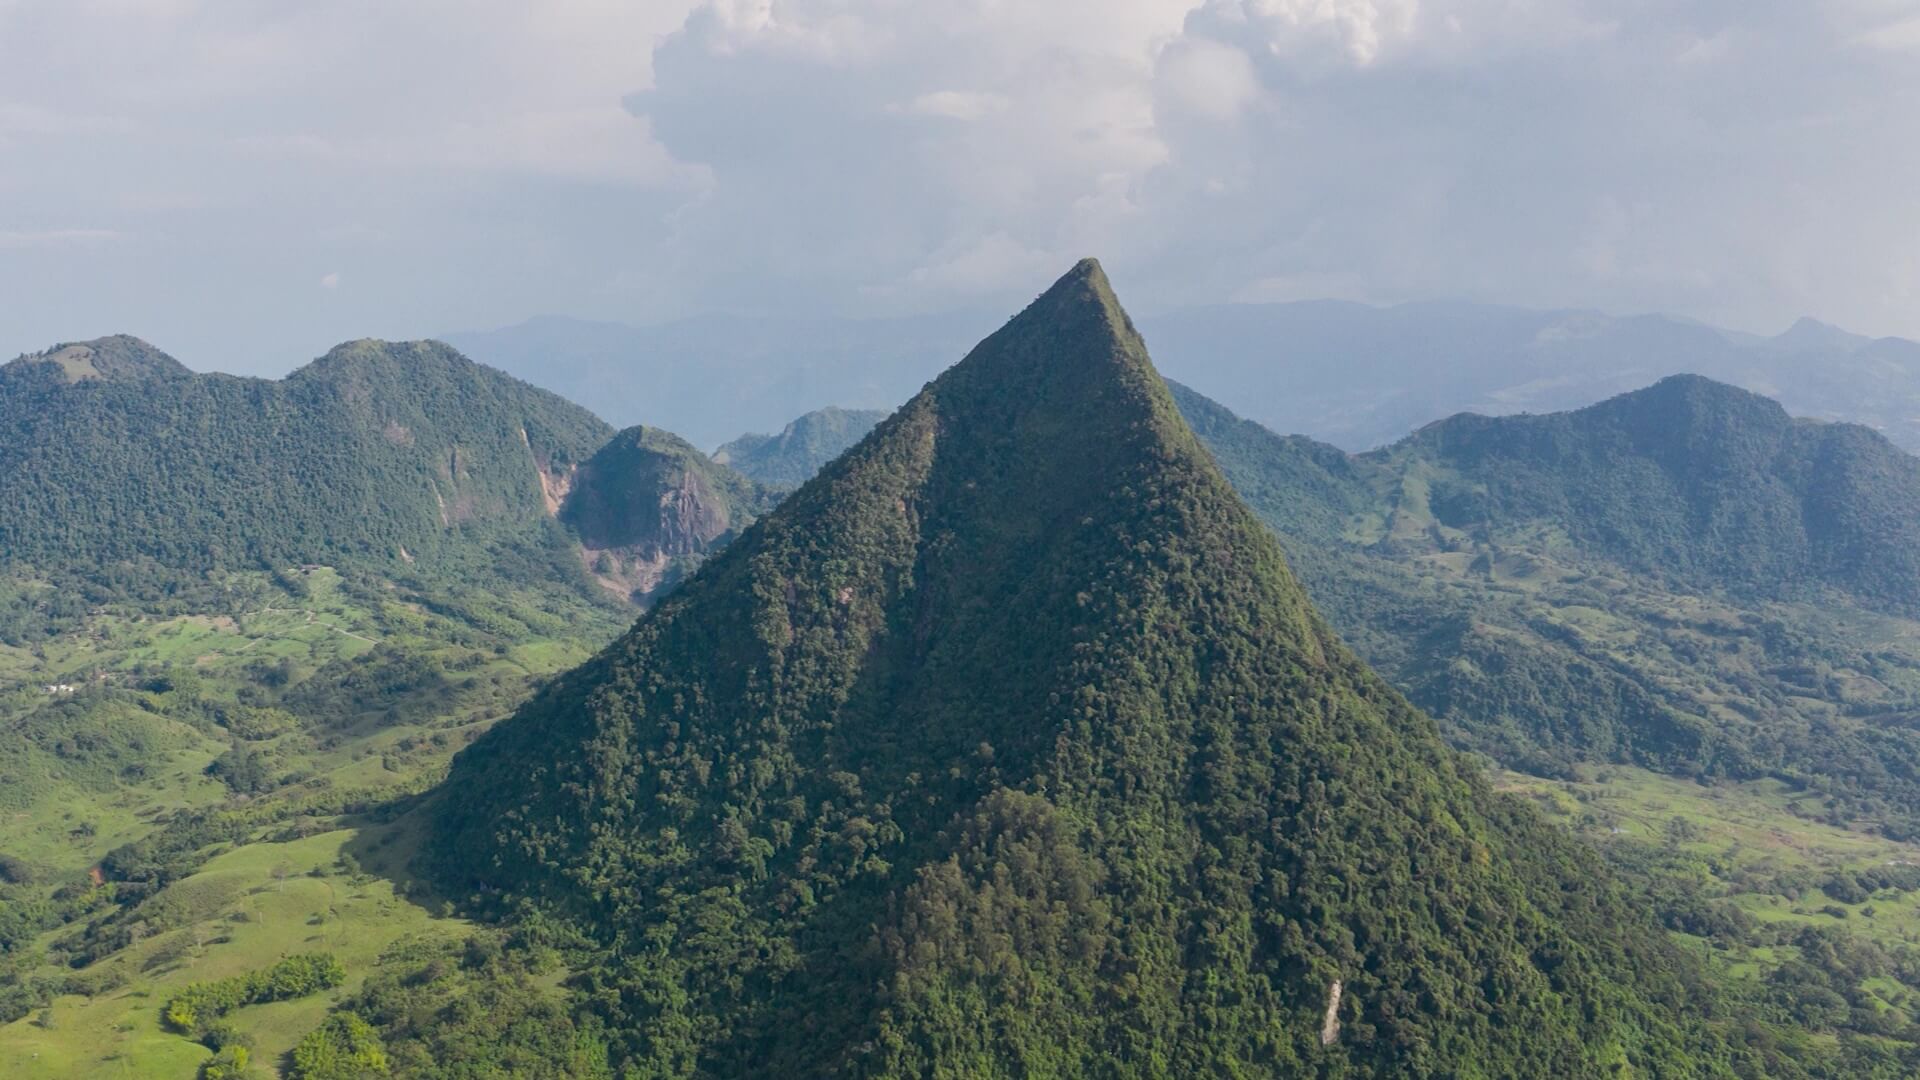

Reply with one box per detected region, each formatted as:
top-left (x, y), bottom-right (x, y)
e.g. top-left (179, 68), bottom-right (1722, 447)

top-left (160, 952), bottom-right (346, 1079)
top-left (163, 951), bottom-right (345, 1035)
top-left (291, 1013), bottom-right (390, 1079)
top-left (290, 932), bottom-right (608, 1079)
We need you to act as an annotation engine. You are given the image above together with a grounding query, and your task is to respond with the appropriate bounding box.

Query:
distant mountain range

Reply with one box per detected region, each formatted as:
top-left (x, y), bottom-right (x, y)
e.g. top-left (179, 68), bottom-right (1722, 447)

top-left (1149, 302), bottom-right (1920, 454)
top-left (714, 406), bottom-right (889, 488)
top-left (444, 301), bottom-right (1920, 454)
top-left (439, 312), bottom-right (996, 451)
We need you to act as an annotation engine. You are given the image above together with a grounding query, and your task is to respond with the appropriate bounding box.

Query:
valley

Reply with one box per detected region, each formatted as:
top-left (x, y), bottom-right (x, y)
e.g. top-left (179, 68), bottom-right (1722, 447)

top-left (0, 563), bottom-right (621, 1078)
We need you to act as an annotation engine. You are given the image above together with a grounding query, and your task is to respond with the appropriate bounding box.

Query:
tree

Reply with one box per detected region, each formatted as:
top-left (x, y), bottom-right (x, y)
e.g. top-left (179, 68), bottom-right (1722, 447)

top-left (290, 1013), bottom-right (391, 1079)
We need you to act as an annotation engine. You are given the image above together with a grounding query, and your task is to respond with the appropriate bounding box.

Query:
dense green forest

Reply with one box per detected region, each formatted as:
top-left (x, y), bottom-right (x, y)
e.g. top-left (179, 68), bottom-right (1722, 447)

top-left (428, 261), bottom-right (1754, 1077)
top-left (0, 336), bottom-right (775, 618)
top-left (1390, 374), bottom-right (1920, 608)
top-left (1175, 372), bottom-right (1920, 611)
top-left (0, 337), bottom-right (608, 576)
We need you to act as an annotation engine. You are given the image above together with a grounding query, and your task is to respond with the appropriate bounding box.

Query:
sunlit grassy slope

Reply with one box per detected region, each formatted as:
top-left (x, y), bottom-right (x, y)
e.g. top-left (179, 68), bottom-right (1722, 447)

top-left (0, 563), bottom-right (620, 1078)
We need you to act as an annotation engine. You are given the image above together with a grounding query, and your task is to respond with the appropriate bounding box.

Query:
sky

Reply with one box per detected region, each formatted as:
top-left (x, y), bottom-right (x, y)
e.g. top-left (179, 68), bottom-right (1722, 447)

top-left (4, 0), bottom-right (1920, 374)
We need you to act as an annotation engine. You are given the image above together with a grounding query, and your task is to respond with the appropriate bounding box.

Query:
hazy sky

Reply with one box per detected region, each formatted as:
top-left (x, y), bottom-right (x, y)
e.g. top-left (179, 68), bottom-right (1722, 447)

top-left (5, 0), bottom-right (1920, 374)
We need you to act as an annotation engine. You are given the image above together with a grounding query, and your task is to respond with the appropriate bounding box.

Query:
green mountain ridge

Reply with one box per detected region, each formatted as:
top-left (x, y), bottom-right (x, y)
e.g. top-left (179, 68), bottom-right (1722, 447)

top-left (0, 335), bottom-right (766, 609)
top-left (428, 261), bottom-right (1722, 1076)
top-left (0, 337), bottom-right (610, 575)
top-left (6, 335), bottom-right (192, 383)
top-left (1386, 374), bottom-right (1920, 610)
top-left (714, 406), bottom-right (888, 487)
top-left (1167, 377), bottom-right (1920, 836)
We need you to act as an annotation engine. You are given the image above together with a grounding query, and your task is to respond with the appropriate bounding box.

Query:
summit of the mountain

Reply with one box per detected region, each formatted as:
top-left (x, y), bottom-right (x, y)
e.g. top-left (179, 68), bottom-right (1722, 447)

top-left (4, 335), bottom-right (191, 384)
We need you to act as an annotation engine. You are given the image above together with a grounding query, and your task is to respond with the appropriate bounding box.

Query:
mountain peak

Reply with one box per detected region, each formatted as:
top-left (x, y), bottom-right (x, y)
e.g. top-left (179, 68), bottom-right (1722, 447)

top-left (560, 424), bottom-right (768, 602)
top-left (1009, 256), bottom-right (1129, 347)
top-left (5, 335), bottom-right (189, 383)
top-left (932, 257), bottom-right (1170, 460)
top-left (428, 260), bottom-right (1705, 1074)
top-left (715, 406), bottom-right (889, 487)
top-left (1599, 372), bottom-right (1791, 427)
top-left (298, 337), bottom-right (472, 378)
top-left (1770, 315), bottom-right (1869, 353)
top-left (1060, 254), bottom-right (1108, 287)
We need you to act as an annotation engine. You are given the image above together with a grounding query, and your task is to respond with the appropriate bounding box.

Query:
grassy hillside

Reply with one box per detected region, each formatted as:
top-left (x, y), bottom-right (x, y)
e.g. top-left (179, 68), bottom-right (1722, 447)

top-left (0, 562), bottom-right (626, 1078)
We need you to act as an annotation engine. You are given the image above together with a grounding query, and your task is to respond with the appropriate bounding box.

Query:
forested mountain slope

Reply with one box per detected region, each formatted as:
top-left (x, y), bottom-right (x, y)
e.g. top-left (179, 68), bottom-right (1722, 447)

top-left (714, 406), bottom-right (887, 487)
top-left (429, 261), bottom-right (1727, 1077)
top-left (0, 337), bottom-right (731, 1072)
top-left (0, 337), bottom-right (609, 575)
top-left (1171, 379), bottom-right (1920, 836)
top-left (0, 336), bottom-right (771, 611)
top-left (1386, 375), bottom-right (1920, 608)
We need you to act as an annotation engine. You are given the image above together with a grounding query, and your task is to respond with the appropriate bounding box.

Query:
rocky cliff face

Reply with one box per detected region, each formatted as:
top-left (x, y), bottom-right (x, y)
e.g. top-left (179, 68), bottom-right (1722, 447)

top-left (558, 425), bottom-right (770, 602)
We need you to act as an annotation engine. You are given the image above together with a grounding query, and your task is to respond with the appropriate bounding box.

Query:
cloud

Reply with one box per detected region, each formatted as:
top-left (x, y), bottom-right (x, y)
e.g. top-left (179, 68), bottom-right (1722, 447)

top-left (8, 0), bottom-right (1920, 373)
top-left (1157, 36), bottom-right (1262, 118)
top-left (889, 91), bottom-right (1014, 121)
top-left (0, 0), bottom-right (706, 371)
top-left (1215, 0), bottom-right (1422, 67)
top-left (0, 103), bottom-right (131, 137)
top-left (619, 0), bottom-right (1190, 313)
top-left (620, 0), bottom-right (1920, 338)
top-left (1, 1), bottom-right (700, 187)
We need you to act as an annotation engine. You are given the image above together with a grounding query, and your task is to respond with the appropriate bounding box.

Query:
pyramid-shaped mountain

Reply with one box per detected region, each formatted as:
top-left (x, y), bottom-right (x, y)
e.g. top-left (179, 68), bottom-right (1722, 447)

top-left (430, 261), bottom-right (1716, 1076)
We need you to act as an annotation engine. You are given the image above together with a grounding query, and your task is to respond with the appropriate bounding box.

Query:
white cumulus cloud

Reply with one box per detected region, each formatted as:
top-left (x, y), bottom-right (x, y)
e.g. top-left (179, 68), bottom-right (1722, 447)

top-left (626, 0), bottom-right (1920, 336)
